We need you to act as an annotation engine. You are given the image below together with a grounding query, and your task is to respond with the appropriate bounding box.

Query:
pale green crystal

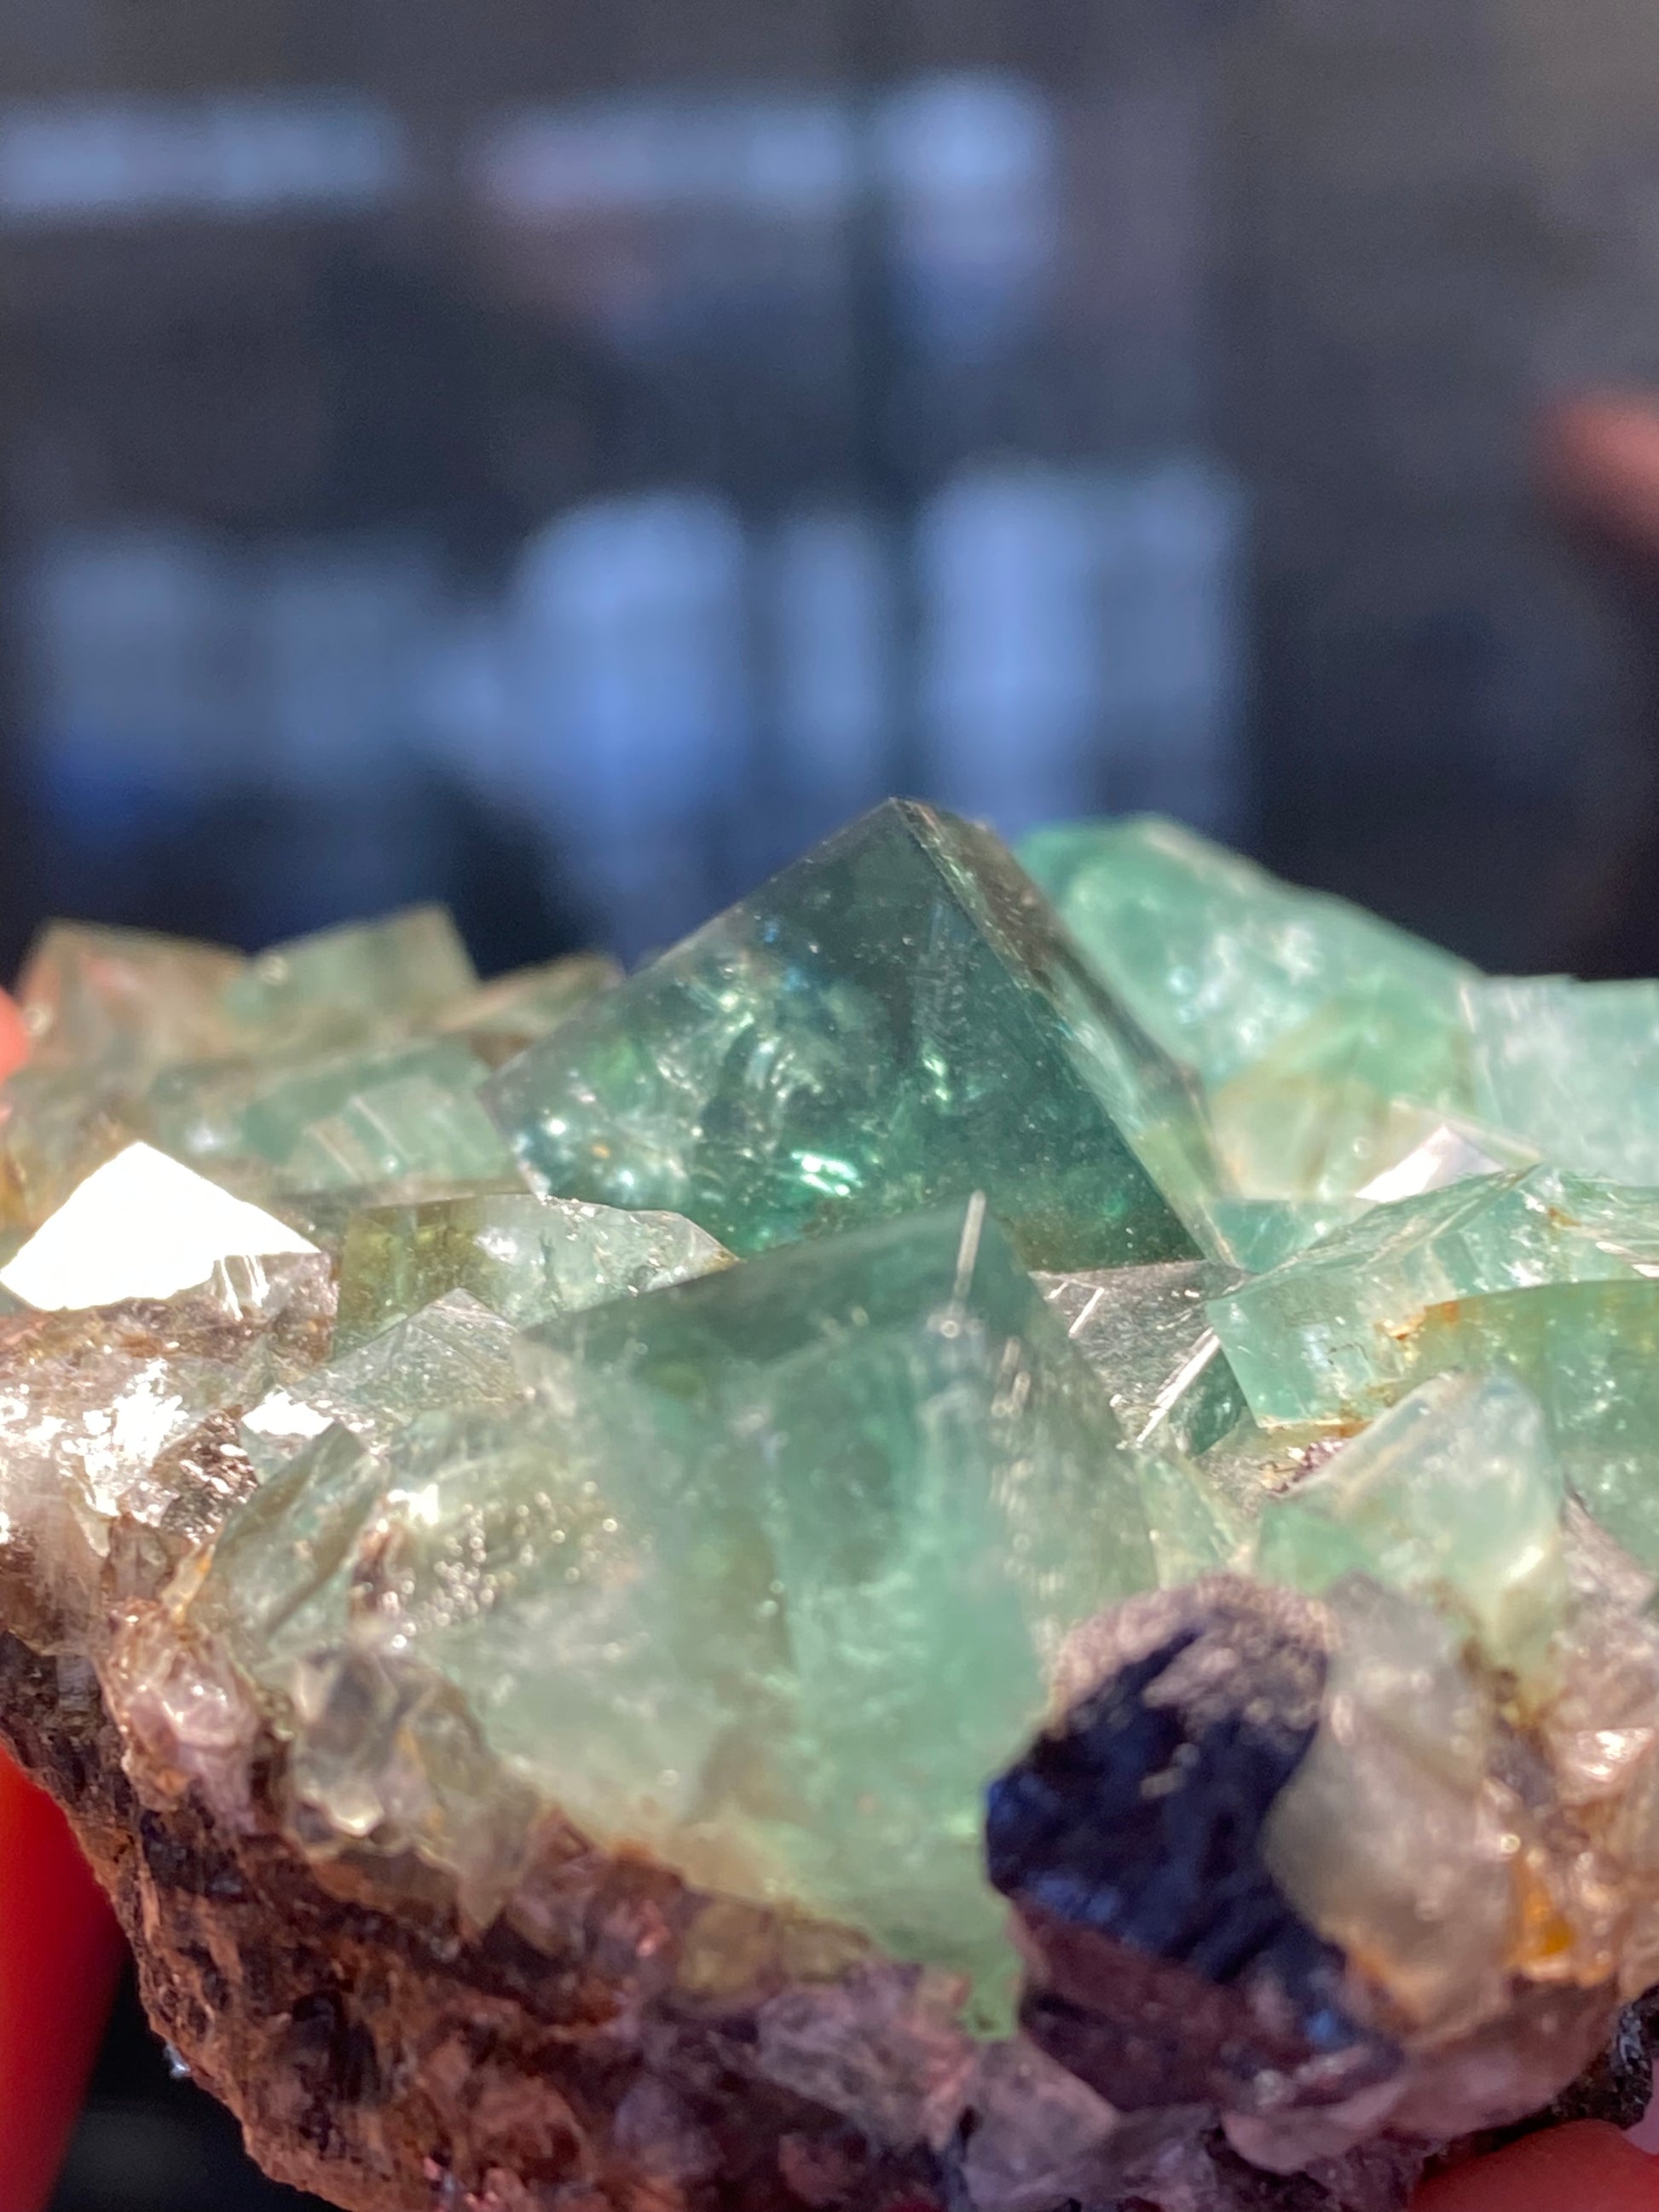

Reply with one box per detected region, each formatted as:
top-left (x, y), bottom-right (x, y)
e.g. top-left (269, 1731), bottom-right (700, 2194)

top-left (1019, 816), bottom-right (1472, 1092)
top-left (1399, 1282), bottom-right (1659, 1574)
top-left (145, 1037), bottom-right (487, 1184)
top-left (333, 1187), bottom-right (733, 1351)
top-left (1207, 1198), bottom-right (1360, 1273)
top-left (483, 800), bottom-right (1213, 1271)
top-left (1257, 1371), bottom-right (1568, 1662)
top-left (1466, 975), bottom-right (1659, 1185)
top-left (1033, 1258), bottom-right (1245, 1458)
top-left (1209, 1166), bottom-right (1659, 1427)
top-left (278, 1072), bottom-right (518, 1193)
top-left (18, 921), bottom-right (246, 1079)
top-left (224, 904), bottom-right (477, 1049)
top-left (436, 952), bottom-right (622, 1061)
top-left (241, 1288), bottom-right (524, 1465)
top-left (1136, 1444), bottom-right (1251, 1587)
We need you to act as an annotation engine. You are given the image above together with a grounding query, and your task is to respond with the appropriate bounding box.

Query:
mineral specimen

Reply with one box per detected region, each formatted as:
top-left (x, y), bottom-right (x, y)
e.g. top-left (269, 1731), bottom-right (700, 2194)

top-left (7, 805), bottom-right (1659, 2212)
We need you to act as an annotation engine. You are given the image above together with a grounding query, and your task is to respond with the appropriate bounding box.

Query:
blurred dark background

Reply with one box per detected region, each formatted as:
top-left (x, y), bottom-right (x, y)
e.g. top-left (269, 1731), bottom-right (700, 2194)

top-left (6, 0), bottom-right (1659, 2202)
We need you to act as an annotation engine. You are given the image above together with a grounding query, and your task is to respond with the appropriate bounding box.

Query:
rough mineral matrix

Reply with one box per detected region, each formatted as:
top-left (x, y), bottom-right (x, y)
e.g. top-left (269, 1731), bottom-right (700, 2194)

top-left (7, 801), bottom-right (1659, 2211)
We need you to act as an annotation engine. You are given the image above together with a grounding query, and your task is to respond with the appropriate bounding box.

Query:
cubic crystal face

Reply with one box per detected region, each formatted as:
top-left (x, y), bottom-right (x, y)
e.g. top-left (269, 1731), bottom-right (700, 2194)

top-left (1208, 1166), bottom-right (1659, 1426)
top-left (14, 811), bottom-right (1659, 2212)
top-left (483, 800), bottom-right (1211, 1271)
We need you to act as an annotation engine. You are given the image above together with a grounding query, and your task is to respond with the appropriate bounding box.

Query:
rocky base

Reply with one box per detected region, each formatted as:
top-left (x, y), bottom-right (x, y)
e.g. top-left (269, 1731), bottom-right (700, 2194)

top-left (3, 1630), bottom-right (1655, 2212)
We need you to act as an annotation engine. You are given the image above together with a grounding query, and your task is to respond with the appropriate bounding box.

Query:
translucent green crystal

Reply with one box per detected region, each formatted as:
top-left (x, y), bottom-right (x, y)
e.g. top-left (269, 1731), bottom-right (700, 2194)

top-left (1257, 1371), bottom-right (1567, 1661)
top-left (278, 1072), bottom-right (518, 1193)
top-left (1019, 816), bottom-right (1472, 1092)
top-left (1206, 1197), bottom-right (1361, 1273)
top-left (18, 921), bottom-right (246, 1079)
top-left (334, 1187), bottom-right (733, 1351)
top-left (1033, 1258), bottom-right (1246, 1458)
top-left (1399, 1281), bottom-right (1659, 1574)
top-left (483, 801), bottom-right (1211, 1271)
top-left (223, 905), bottom-right (477, 1049)
top-left (436, 952), bottom-right (622, 1061)
top-left (505, 1197), bottom-right (1153, 1982)
top-left (241, 1288), bottom-right (524, 1466)
top-left (1466, 975), bottom-right (1659, 1185)
top-left (1209, 1166), bottom-right (1659, 1427)
top-left (1136, 1444), bottom-right (1251, 1587)
top-left (145, 1037), bottom-right (488, 1184)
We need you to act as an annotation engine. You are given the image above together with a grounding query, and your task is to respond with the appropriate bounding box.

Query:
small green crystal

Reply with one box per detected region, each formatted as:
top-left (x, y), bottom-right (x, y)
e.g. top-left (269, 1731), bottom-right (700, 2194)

top-left (435, 952), bottom-right (622, 1062)
top-left (223, 904), bottom-right (478, 1049)
top-left (1136, 1444), bottom-right (1251, 1587)
top-left (1399, 1281), bottom-right (1659, 1574)
top-left (145, 1037), bottom-right (488, 1185)
top-left (334, 1187), bottom-right (733, 1351)
top-left (1466, 975), bottom-right (1659, 1185)
top-left (241, 1288), bottom-right (524, 1465)
top-left (278, 1072), bottom-right (519, 1193)
top-left (1033, 1258), bottom-right (1246, 1458)
top-left (1019, 816), bottom-right (1472, 1093)
top-left (1209, 1166), bottom-right (1659, 1427)
top-left (18, 921), bottom-right (246, 1079)
top-left (1257, 1371), bottom-right (1567, 1661)
top-left (483, 801), bottom-right (1211, 1271)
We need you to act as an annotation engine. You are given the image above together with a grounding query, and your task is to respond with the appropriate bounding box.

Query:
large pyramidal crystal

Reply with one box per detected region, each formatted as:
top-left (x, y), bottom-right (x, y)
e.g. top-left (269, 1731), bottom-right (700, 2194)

top-left (10, 806), bottom-right (1659, 2212)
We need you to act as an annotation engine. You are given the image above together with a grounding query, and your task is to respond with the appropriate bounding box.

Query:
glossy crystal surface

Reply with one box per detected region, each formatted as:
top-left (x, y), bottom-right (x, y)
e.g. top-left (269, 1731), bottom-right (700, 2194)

top-left (1208, 1166), bottom-right (1659, 1426)
top-left (1019, 815), bottom-right (1471, 1092)
top-left (483, 800), bottom-right (1210, 1270)
top-left (333, 1187), bottom-right (732, 1349)
top-left (1257, 1371), bottom-right (1568, 1660)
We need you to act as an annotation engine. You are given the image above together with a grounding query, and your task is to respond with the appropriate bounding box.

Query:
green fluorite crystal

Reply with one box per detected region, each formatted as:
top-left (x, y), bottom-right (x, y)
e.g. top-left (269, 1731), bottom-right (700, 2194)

top-left (1019, 815), bottom-right (1471, 1093)
top-left (279, 1071), bottom-right (518, 1192)
top-left (19, 921), bottom-right (246, 1077)
top-left (435, 952), bottom-right (622, 1060)
top-left (333, 1186), bottom-right (731, 1350)
top-left (1257, 1370), bottom-right (1567, 1661)
top-left (1399, 1281), bottom-right (1659, 1573)
top-left (483, 800), bottom-right (1213, 1271)
top-left (1208, 1166), bottom-right (1659, 1426)
top-left (224, 904), bottom-right (478, 1048)
top-left (1033, 1257), bottom-right (1245, 1457)
top-left (242, 1288), bottom-right (524, 1464)
top-left (144, 1036), bottom-right (489, 1185)
top-left (1465, 975), bottom-right (1659, 1185)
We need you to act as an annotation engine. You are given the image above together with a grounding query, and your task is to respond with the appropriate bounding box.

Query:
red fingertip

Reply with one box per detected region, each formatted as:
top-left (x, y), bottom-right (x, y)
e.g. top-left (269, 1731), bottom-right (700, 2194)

top-left (1414, 2122), bottom-right (1659, 2211)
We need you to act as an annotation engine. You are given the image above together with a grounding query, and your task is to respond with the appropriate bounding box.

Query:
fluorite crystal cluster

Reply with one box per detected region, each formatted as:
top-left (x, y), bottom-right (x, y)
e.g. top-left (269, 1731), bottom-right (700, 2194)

top-left (8, 803), bottom-right (1659, 2212)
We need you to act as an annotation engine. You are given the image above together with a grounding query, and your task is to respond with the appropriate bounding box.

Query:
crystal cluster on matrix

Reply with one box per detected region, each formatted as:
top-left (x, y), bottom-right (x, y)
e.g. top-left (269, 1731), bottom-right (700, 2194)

top-left (5, 801), bottom-right (1659, 2212)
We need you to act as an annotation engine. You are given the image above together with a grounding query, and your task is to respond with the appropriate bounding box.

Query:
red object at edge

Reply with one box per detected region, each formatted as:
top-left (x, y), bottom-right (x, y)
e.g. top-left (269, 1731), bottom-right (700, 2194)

top-left (0, 1745), bottom-right (124, 2212)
